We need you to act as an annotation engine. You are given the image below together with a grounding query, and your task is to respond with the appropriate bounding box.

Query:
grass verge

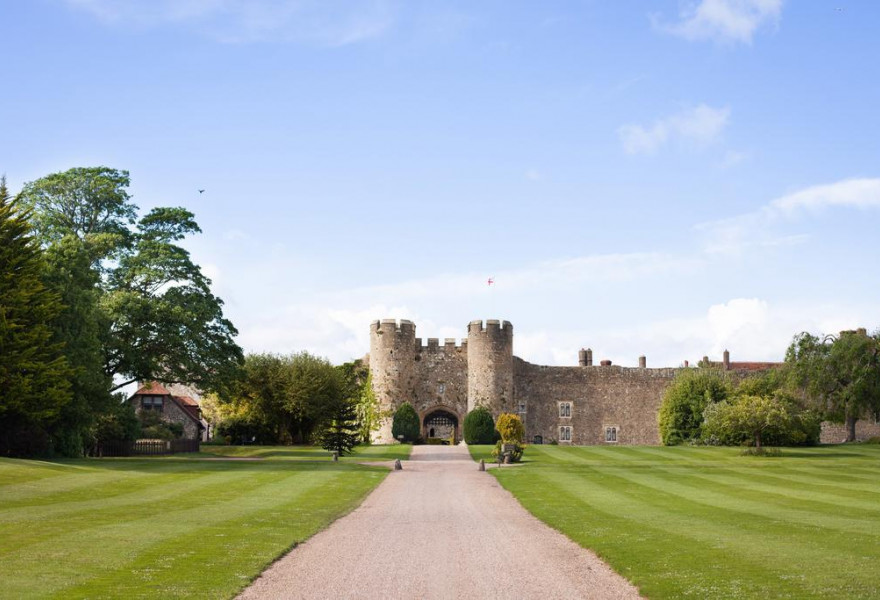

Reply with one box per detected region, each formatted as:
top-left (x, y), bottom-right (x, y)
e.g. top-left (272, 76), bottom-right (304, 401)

top-left (0, 445), bottom-right (409, 599)
top-left (468, 443), bottom-right (880, 599)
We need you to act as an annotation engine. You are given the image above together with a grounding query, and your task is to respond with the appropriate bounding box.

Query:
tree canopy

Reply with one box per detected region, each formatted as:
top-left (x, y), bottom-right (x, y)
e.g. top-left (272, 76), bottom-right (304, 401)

top-left (786, 329), bottom-right (880, 442)
top-left (658, 368), bottom-right (731, 445)
top-left (391, 402), bottom-right (420, 443)
top-left (19, 167), bottom-right (243, 397)
top-left (0, 177), bottom-right (72, 456)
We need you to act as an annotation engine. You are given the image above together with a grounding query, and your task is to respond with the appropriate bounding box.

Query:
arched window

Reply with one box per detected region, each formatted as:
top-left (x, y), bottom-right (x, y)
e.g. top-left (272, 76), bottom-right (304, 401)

top-left (559, 402), bottom-right (572, 418)
top-left (605, 426), bottom-right (618, 443)
top-left (559, 426), bottom-right (572, 442)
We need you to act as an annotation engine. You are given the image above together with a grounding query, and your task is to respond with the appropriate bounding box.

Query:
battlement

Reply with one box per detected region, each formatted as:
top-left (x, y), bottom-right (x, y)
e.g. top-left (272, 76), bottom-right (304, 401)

top-left (467, 319), bottom-right (513, 335)
top-left (372, 319), bottom-right (416, 337)
top-left (415, 337), bottom-right (467, 353)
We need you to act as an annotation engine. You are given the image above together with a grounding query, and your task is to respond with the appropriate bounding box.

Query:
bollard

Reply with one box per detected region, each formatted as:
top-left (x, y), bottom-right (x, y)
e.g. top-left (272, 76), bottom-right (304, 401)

top-left (332, 451), bottom-right (339, 462)
top-left (479, 459), bottom-right (485, 471)
top-left (394, 459), bottom-right (402, 471)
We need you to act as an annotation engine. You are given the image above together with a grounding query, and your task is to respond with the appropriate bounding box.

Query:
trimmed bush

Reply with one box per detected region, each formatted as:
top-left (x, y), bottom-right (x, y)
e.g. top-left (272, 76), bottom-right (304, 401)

top-left (495, 412), bottom-right (525, 443)
top-left (391, 402), bottom-right (420, 443)
top-left (463, 406), bottom-right (496, 444)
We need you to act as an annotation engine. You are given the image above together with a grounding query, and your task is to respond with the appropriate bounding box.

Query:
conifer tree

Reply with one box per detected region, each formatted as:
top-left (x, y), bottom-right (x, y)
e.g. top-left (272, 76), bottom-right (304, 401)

top-left (319, 397), bottom-right (360, 456)
top-left (0, 177), bottom-right (71, 456)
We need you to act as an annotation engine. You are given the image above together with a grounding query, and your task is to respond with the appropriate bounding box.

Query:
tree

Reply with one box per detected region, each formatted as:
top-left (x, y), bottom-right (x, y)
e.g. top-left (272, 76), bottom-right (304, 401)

top-left (0, 177), bottom-right (72, 456)
top-left (391, 402), bottom-right (420, 443)
top-left (703, 395), bottom-right (791, 452)
top-left (658, 368), bottom-right (731, 445)
top-left (19, 167), bottom-right (243, 396)
top-left (463, 405), bottom-right (496, 444)
top-left (319, 397), bottom-right (360, 456)
top-left (787, 329), bottom-right (880, 442)
top-left (231, 352), bottom-right (343, 444)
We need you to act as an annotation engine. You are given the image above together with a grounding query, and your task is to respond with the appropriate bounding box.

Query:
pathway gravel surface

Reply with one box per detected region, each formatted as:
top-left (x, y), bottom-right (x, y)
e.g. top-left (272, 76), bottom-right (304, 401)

top-left (237, 444), bottom-right (643, 599)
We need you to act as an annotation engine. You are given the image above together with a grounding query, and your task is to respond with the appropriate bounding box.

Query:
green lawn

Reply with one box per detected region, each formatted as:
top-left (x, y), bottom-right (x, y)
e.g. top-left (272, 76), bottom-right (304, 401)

top-left (0, 444), bottom-right (410, 599)
top-left (468, 443), bottom-right (880, 599)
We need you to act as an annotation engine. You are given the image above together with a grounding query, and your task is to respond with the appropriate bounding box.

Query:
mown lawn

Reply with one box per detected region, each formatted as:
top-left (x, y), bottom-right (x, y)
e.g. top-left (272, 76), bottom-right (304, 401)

top-left (469, 443), bottom-right (880, 599)
top-left (0, 444), bottom-right (410, 599)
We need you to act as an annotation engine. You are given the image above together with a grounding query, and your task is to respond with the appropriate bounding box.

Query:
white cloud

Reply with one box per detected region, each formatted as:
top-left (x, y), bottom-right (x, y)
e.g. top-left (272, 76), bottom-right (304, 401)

top-left (654, 0), bottom-right (783, 44)
top-left (62, 0), bottom-right (397, 46)
top-left (697, 178), bottom-right (880, 255)
top-left (525, 169), bottom-right (542, 181)
top-left (618, 104), bottom-right (730, 155)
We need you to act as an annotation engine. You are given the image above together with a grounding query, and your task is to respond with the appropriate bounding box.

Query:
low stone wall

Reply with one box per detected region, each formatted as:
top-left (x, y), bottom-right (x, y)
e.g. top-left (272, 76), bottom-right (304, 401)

top-left (819, 420), bottom-right (880, 444)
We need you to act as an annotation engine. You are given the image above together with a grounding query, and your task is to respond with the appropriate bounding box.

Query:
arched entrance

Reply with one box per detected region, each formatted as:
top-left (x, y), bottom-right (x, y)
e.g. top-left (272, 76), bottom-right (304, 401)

top-left (423, 409), bottom-right (459, 444)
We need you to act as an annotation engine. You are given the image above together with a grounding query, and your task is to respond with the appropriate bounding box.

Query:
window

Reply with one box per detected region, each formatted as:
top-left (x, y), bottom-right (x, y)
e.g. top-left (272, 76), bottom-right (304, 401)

top-left (141, 395), bottom-right (164, 412)
top-left (604, 426), bottom-right (618, 443)
top-left (518, 403), bottom-right (526, 414)
top-left (558, 402), bottom-right (572, 418)
top-left (437, 384), bottom-right (445, 395)
top-left (559, 426), bottom-right (572, 442)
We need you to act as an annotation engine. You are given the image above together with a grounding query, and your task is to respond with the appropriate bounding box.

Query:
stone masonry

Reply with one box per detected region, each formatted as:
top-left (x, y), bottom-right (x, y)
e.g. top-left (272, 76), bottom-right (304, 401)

top-left (369, 318), bottom-right (880, 445)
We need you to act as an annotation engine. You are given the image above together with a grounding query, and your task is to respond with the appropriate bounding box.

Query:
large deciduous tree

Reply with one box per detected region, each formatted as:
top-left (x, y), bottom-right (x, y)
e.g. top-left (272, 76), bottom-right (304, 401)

top-left (786, 329), bottom-right (880, 442)
top-left (19, 167), bottom-right (243, 398)
top-left (0, 177), bottom-right (72, 456)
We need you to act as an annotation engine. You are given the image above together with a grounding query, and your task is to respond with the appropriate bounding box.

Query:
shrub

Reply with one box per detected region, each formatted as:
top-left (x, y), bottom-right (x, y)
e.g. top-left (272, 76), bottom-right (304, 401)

top-left (658, 368), bottom-right (731, 445)
top-left (492, 440), bottom-right (524, 462)
top-left (391, 402), bottom-right (420, 443)
top-left (495, 412), bottom-right (525, 443)
top-left (463, 406), bottom-right (496, 444)
top-left (702, 394), bottom-right (790, 450)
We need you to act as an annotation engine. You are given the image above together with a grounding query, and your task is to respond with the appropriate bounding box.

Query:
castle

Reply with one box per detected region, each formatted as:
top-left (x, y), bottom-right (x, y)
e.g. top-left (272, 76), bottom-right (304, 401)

top-left (368, 318), bottom-right (880, 445)
top-left (368, 319), bottom-right (693, 445)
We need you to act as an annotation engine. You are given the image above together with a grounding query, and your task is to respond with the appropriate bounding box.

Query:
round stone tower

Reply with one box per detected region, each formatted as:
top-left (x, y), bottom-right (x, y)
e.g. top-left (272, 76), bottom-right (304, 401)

top-left (467, 319), bottom-right (514, 415)
top-left (369, 319), bottom-right (417, 443)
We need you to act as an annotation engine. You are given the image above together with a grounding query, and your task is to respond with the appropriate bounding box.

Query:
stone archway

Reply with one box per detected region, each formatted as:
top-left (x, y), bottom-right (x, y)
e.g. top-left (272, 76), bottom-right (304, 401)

top-left (423, 408), bottom-right (459, 444)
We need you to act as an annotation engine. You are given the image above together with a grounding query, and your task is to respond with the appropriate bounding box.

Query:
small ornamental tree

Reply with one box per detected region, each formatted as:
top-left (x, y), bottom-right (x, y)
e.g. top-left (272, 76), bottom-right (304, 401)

top-left (319, 398), bottom-right (360, 456)
top-left (493, 412), bottom-right (525, 462)
top-left (391, 402), bottom-right (420, 443)
top-left (463, 405), bottom-right (496, 444)
top-left (702, 395), bottom-right (791, 452)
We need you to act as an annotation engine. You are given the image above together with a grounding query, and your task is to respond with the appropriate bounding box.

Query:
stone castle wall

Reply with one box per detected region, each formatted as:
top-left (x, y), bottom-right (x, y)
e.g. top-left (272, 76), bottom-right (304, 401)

top-left (514, 359), bottom-right (675, 445)
top-left (819, 420), bottom-right (880, 444)
top-left (368, 318), bottom-right (875, 446)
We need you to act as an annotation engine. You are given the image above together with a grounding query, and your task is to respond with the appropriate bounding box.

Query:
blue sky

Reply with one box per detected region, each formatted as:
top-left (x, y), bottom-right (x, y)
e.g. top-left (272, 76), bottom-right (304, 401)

top-left (3, 0), bottom-right (879, 368)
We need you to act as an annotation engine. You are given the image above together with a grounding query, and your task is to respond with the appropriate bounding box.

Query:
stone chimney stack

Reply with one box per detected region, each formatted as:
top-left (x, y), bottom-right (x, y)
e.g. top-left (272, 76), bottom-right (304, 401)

top-left (638, 355), bottom-right (646, 368)
top-left (723, 350), bottom-right (730, 370)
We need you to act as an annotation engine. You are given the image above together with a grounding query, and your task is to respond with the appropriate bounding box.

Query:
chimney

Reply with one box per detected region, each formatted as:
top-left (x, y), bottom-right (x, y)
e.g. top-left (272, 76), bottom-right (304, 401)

top-left (638, 355), bottom-right (646, 368)
top-left (723, 350), bottom-right (730, 370)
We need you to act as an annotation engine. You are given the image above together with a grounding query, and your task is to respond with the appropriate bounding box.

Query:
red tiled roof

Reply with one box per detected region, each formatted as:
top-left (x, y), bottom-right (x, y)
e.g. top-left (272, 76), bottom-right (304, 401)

top-left (176, 395), bottom-right (198, 406)
top-left (728, 362), bottom-right (782, 372)
top-left (133, 381), bottom-right (171, 396)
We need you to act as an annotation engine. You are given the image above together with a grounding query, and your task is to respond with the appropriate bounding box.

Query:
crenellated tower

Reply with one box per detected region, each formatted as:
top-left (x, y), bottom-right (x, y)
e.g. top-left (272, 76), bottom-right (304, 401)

top-left (467, 319), bottom-right (514, 414)
top-left (369, 319), bottom-right (418, 442)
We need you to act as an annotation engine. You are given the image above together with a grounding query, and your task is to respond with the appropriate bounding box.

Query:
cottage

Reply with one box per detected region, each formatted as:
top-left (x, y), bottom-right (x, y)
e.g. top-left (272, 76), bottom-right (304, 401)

top-left (127, 382), bottom-right (205, 441)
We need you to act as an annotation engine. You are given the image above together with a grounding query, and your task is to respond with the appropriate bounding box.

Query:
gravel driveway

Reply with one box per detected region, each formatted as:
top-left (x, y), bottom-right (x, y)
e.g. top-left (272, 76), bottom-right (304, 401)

top-left (237, 444), bottom-right (643, 599)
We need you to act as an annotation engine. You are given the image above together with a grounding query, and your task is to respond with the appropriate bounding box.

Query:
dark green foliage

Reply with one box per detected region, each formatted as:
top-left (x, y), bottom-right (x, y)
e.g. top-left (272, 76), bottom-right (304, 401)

top-left (139, 410), bottom-right (184, 440)
top-left (658, 368), bottom-right (731, 445)
top-left (786, 329), bottom-right (880, 442)
top-left (228, 352), bottom-right (344, 444)
top-left (319, 397), bottom-right (360, 455)
top-left (19, 167), bottom-right (243, 397)
top-left (391, 402), bottom-right (420, 443)
top-left (336, 360), bottom-right (380, 443)
top-left (0, 178), bottom-right (72, 456)
top-left (93, 399), bottom-right (141, 445)
top-left (463, 405), bottom-right (496, 444)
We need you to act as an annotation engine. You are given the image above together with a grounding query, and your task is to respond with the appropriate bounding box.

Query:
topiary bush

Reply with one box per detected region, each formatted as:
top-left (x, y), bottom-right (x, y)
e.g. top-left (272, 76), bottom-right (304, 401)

top-left (391, 402), bottom-right (420, 443)
top-left (463, 405), bottom-right (496, 444)
top-left (492, 412), bottom-right (525, 462)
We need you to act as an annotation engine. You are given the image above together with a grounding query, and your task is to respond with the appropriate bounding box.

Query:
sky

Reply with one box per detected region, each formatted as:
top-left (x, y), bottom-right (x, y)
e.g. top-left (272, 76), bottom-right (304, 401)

top-left (2, 0), bottom-right (880, 369)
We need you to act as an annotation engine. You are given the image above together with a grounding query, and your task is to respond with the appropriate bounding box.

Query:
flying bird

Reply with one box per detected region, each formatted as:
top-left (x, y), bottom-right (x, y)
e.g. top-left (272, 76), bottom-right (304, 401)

top-left (487, 277), bottom-right (495, 286)
top-left (198, 189), bottom-right (205, 194)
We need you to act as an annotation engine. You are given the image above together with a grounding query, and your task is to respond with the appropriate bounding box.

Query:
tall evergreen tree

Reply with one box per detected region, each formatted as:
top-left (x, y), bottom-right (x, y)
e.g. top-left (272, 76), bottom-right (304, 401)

top-left (0, 177), bottom-right (71, 456)
top-left (319, 397), bottom-right (360, 456)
